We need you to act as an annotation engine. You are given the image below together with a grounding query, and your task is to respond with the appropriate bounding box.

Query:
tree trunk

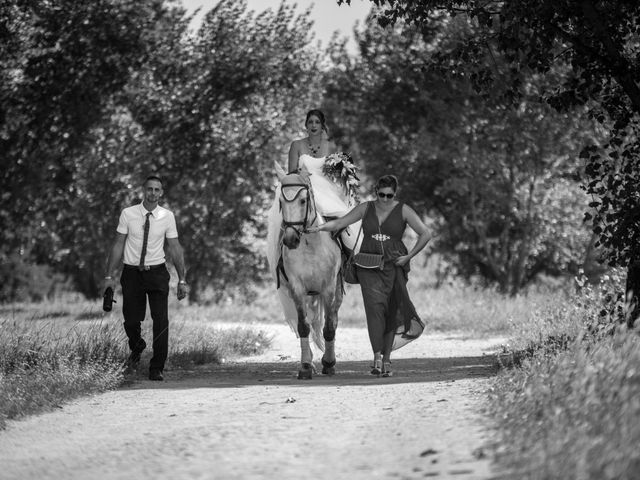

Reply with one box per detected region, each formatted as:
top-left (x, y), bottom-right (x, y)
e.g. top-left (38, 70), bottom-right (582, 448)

top-left (580, 0), bottom-right (640, 113)
top-left (626, 262), bottom-right (640, 328)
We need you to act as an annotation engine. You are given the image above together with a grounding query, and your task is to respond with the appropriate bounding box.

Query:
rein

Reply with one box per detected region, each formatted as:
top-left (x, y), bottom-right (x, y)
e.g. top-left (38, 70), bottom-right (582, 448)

top-left (280, 178), bottom-right (318, 236)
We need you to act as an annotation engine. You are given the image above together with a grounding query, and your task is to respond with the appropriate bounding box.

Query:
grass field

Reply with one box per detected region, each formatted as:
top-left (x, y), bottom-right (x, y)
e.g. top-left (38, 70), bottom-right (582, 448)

top-left (0, 298), bottom-right (271, 429)
top-left (0, 263), bottom-right (551, 429)
top-left (3, 265), bottom-right (639, 479)
top-left (209, 267), bottom-right (565, 338)
top-left (488, 270), bottom-right (640, 479)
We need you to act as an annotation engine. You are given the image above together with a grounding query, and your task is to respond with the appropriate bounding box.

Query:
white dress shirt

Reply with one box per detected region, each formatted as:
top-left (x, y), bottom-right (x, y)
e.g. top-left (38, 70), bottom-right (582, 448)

top-left (117, 203), bottom-right (178, 266)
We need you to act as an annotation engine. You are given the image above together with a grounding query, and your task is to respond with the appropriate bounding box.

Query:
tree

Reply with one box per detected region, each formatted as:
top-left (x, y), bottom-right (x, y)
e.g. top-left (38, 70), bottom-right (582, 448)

top-left (337, 1), bottom-right (640, 269)
top-left (51, 0), bottom-right (324, 300)
top-left (1, 0), bottom-right (325, 301)
top-left (118, 0), bottom-right (323, 301)
top-left (325, 12), bottom-right (597, 293)
top-left (0, 0), bottom-right (173, 295)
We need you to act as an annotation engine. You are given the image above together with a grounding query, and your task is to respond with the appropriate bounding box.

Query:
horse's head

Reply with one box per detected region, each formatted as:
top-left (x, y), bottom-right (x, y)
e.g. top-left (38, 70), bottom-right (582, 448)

top-left (276, 162), bottom-right (317, 249)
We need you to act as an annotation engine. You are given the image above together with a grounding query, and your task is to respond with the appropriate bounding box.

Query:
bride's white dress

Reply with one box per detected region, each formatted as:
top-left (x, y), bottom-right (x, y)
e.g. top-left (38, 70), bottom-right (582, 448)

top-left (266, 154), bottom-right (362, 339)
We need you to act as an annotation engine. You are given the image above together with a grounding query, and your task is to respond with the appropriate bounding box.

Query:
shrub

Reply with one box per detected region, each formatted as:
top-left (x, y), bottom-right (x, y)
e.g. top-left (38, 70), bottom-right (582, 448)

top-left (489, 268), bottom-right (640, 479)
top-left (0, 254), bottom-right (69, 302)
top-left (0, 303), bottom-right (272, 428)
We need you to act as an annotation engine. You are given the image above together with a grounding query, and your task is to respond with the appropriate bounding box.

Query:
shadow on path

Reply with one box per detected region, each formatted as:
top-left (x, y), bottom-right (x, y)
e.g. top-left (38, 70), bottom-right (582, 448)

top-left (121, 354), bottom-right (499, 390)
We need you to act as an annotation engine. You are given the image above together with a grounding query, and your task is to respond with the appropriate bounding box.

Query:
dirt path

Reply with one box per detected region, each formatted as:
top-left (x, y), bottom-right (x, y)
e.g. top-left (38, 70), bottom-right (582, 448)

top-left (0, 323), bottom-right (505, 480)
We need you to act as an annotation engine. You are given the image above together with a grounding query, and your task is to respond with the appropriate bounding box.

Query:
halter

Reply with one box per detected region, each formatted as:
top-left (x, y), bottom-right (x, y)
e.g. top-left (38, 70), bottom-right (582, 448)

top-left (280, 174), bottom-right (318, 236)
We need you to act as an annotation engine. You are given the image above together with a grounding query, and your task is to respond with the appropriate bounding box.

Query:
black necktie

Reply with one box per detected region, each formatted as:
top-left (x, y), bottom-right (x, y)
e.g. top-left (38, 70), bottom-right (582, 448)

top-left (139, 212), bottom-right (152, 270)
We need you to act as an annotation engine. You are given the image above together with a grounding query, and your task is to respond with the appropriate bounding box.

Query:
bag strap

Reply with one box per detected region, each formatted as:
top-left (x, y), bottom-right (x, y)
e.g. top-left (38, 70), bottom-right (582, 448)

top-left (349, 201), bottom-right (371, 258)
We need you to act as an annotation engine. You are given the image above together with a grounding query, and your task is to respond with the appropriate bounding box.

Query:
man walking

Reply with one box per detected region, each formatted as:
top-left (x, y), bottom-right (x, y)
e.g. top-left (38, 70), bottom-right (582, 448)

top-left (104, 175), bottom-right (188, 381)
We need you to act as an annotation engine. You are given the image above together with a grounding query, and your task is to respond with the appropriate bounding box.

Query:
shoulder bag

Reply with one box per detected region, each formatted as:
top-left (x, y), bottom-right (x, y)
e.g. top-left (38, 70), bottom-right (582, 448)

top-left (343, 203), bottom-right (385, 284)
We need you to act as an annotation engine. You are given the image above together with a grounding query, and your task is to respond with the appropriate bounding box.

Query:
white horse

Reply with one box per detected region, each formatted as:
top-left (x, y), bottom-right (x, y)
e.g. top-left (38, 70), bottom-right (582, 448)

top-left (267, 163), bottom-right (343, 379)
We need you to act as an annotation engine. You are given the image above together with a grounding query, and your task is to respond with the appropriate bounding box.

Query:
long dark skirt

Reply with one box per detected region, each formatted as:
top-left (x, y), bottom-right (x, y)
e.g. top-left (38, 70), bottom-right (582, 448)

top-left (358, 262), bottom-right (425, 353)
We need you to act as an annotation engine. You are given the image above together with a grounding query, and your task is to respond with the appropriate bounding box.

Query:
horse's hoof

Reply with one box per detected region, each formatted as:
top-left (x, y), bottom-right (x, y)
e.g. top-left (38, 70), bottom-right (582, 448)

top-left (321, 358), bottom-right (336, 376)
top-left (298, 363), bottom-right (313, 380)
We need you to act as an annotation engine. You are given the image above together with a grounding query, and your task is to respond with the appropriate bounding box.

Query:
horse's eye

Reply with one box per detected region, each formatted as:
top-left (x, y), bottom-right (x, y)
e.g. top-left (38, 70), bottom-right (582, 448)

top-left (301, 199), bottom-right (306, 204)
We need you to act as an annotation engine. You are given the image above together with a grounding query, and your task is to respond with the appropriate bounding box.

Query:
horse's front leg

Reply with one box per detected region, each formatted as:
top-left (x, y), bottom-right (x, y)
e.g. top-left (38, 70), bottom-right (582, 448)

top-left (321, 277), bottom-right (343, 376)
top-left (294, 298), bottom-right (313, 380)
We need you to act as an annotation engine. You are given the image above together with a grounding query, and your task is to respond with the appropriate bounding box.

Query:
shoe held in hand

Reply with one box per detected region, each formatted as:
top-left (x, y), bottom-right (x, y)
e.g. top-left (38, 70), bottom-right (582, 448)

top-left (103, 287), bottom-right (116, 312)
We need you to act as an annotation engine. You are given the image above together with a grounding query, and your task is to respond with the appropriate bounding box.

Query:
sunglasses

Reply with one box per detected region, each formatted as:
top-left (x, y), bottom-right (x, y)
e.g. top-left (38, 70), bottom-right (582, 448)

top-left (377, 192), bottom-right (395, 199)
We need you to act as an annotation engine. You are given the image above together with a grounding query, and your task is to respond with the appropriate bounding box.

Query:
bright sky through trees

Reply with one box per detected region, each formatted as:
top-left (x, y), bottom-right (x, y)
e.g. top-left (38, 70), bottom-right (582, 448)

top-left (181, 0), bottom-right (371, 53)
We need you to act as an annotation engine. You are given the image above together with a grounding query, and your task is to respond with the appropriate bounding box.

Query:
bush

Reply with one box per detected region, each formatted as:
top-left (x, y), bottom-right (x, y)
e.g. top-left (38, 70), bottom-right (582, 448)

top-left (490, 332), bottom-right (640, 479)
top-left (489, 269), bottom-right (640, 479)
top-left (0, 254), bottom-right (69, 303)
top-left (0, 302), bottom-right (272, 428)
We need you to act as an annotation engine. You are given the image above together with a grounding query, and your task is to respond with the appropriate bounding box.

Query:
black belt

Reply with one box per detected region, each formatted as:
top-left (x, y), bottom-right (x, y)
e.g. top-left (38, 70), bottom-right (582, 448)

top-left (124, 263), bottom-right (165, 271)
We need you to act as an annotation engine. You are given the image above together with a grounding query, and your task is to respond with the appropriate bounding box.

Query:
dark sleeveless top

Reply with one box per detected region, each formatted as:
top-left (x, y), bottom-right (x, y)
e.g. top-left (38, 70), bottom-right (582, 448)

top-left (360, 201), bottom-right (408, 264)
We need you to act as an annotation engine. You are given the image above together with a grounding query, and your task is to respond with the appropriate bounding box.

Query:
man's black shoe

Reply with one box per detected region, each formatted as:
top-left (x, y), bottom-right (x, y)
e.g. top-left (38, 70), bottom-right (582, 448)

top-left (149, 370), bottom-right (164, 381)
top-left (125, 350), bottom-right (142, 373)
top-left (124, 339), bottom-right (146, 373)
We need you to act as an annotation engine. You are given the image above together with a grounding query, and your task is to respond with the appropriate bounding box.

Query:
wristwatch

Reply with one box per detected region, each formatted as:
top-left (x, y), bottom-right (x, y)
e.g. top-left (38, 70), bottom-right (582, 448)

top-left (178, 280), bottom-right (187, 285)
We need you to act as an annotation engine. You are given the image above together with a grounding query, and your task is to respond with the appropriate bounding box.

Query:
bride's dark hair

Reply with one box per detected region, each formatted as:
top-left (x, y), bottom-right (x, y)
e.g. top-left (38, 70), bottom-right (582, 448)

top-left (305, 109), bottom-right (328, 134)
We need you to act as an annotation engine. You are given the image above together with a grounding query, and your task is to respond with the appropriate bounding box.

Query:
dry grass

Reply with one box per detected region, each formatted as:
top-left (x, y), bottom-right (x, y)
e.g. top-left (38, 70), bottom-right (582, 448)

top-left (0, 301), bottom-right (271, 428)
top-left (488, 270), bottom-right (640, 479)
top-left (489, 329), bottom-right (640, 479)
top-left (0, 258), bottom-right (592, 447)
top-left (0, 263), bottom-right (555, 428)
top-left (4, 263), bottom-right (638, 479)
top-left (219, 258), bottom-right (561, 338)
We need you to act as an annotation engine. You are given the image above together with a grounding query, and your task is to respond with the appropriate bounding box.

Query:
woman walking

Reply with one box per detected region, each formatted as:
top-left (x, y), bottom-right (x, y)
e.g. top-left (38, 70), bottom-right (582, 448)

top-left (310, 175), bottom-right (431, 377)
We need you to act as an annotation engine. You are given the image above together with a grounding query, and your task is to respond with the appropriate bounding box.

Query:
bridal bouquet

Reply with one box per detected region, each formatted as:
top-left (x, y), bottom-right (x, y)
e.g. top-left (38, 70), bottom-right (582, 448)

top-left (322, 152), bottom-right (360, 201)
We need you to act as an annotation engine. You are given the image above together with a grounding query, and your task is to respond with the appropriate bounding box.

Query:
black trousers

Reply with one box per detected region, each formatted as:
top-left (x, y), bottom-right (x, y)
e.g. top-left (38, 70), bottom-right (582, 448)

top-left (120, 264), bottom-right (170, 371)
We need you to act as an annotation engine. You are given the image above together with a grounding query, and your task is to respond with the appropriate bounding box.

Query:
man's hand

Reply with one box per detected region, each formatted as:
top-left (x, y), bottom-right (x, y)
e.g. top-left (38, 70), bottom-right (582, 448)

top-left (177, 281), bottom-right (189, 301)
top-left (103, 276), bottom-right (116, 292)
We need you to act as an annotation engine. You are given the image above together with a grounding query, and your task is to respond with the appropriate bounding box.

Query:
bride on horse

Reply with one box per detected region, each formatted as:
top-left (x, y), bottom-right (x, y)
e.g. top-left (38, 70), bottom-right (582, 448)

top-left (285, 109), bottom-right (358, 240)
top-left (266, 109), bottom-right (360, 374)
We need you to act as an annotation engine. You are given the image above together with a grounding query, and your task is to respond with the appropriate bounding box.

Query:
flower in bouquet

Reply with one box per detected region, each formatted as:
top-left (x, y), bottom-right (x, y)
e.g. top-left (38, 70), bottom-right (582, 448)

top-left (322, 152), bottom-right (360, 201)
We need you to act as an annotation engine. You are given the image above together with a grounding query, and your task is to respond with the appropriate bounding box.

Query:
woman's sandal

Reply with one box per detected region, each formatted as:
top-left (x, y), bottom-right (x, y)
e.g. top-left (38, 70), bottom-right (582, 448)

top-left (382, 362), bottom-right (393, 377)
top-left (370, 359), bottom-right (382, 376)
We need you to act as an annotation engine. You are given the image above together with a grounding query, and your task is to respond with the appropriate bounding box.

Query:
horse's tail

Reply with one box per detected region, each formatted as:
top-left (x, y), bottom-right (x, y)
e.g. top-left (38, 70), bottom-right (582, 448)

top-left (306, 296), bottom-right (325, 352)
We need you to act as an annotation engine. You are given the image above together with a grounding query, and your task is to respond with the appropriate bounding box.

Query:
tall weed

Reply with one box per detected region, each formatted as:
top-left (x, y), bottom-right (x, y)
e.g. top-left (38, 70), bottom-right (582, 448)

top-left (490, 332), bottom-right (640, 479)
top-left (489, 269), bottom-right (640, 479)
top-left (0, 302), bottom-right (270, 428)
top-left (233, 261), bottom-right (565, 337)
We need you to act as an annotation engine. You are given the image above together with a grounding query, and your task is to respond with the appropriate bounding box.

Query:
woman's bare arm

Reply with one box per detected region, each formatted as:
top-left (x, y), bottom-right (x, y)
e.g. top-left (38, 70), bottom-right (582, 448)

top-left (402, 204), bottom-right (431, 260)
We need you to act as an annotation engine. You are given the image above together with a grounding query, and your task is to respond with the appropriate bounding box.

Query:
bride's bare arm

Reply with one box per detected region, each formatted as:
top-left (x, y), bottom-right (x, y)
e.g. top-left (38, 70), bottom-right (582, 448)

top-left (288, 140), bottom-right (300, 173)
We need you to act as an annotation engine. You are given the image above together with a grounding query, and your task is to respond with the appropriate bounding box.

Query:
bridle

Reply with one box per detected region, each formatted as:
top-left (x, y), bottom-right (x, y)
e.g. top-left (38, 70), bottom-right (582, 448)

top-left (279, 173), bottom-right (318, 237)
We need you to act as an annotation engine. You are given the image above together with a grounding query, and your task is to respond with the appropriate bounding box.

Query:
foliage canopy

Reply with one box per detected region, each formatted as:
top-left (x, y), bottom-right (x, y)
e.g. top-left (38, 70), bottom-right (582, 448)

top-left (326, 7), bottom-right (598, 293)
top-left (1, 0), bottom-right (322, 301)
top-left (340, 0), bottom-right (640, 270)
